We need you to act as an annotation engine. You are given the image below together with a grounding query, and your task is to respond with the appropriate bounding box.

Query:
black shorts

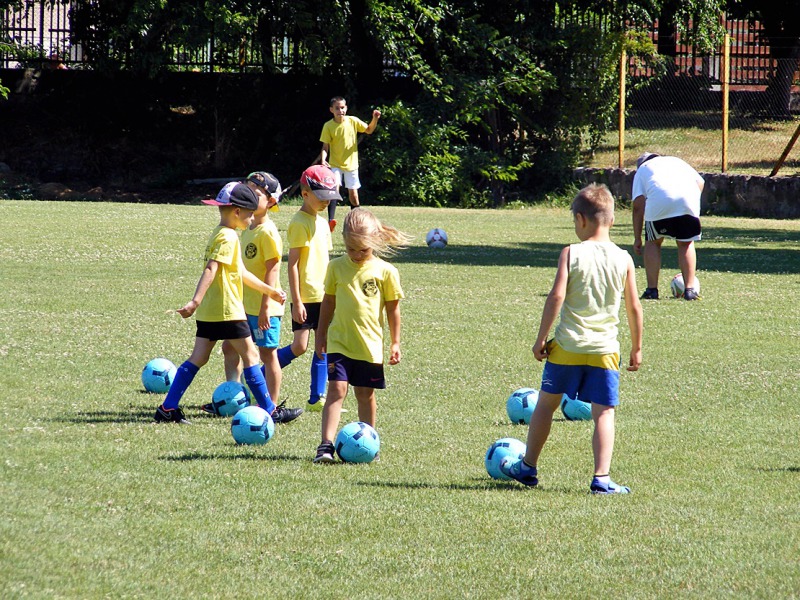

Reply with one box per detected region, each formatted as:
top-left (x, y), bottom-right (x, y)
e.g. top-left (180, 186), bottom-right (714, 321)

top-left (290, 302), bottom-right (322, 332)
top-left (645, 215), bottom-right (702, 242)
top-left (327, 353), bottom-right (386, 389)
top-left (196, 320), bottom-right (251, 341)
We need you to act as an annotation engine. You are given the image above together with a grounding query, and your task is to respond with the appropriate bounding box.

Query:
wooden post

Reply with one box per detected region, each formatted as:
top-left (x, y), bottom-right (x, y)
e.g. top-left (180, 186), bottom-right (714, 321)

top-left (770, 121), bottom-right (800, 177)
top-left (619, 47), bottom-right (626, 169)
top-left (721, 34), bottom-right (730, 173)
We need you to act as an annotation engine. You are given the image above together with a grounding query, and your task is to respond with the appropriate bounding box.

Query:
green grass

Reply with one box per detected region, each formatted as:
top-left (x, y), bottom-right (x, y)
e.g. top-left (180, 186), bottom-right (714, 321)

top-left (584, 110), bottom-right (800, 176)
top-left (1, 201), bottom-right (799, 598)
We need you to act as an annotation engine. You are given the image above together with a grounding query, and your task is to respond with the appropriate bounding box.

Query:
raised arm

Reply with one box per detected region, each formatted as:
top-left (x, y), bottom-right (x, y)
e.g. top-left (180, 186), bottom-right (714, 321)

top-left (365, 109), bottom-right (381, 134)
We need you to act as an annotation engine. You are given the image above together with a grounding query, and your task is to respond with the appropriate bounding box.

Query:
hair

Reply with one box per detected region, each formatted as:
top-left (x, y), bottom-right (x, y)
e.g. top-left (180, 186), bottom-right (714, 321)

top-left (342, 208), bottom-right (412, 257)
top-left (330, 96), bottom-right (346, 107)
top-left (571, 183), bottom-right (615, 226)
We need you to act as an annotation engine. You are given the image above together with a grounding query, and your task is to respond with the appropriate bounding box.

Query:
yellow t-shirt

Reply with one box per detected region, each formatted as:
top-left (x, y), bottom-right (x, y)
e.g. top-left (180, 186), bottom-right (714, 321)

top-left (195, 225), bottom-right (246, 322)
top-left (241, 219), bottom-right (284, 317)
top-left (324, 256), bottom-right (404, 363)
top-left (287, 209), bottom-right (332, 303)
top-left (554, 241), bottom-right (632, 355)
top-left (320, 116), bottom-right (368, 172)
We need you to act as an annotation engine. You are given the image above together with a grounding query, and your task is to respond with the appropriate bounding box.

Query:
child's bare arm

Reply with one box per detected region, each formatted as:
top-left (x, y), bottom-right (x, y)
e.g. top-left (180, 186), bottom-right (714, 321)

top-left (177, 260), bottom-right (218, 318)
top-left (258, 257), bottom-right (280, 329)
top-left (320, 143), bottom-right (331, 166)
top-left (533, 247), bottom-right (569, 361)
top-left (385, 299), bottom-right (401, 365)
top-left (315, 293), bottom-right (336, 359)
top-left (287, 247), bottom-right (306, 324)
top-left (623, 258), bottom-right (643, 371)
top-left (365, 109), bottom-right (381, 134)
top-left (243, 268), bottom-right (285, 304)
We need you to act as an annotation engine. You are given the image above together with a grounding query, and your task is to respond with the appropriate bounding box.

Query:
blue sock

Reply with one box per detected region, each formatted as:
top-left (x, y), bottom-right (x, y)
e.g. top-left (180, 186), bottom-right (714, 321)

top-left (244, 365), bottom-right (275, 414)
top-left (162, 361), bottom-right (199, 410)
top-left (277, 345), bottom-right (296, 369)
top-left (310, 352), bottom-right (327, 402)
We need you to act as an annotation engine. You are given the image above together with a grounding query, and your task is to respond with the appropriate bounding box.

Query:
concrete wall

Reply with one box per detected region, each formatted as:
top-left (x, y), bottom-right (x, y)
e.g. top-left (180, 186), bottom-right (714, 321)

top-left (573, 167), bottom-right (800, 219)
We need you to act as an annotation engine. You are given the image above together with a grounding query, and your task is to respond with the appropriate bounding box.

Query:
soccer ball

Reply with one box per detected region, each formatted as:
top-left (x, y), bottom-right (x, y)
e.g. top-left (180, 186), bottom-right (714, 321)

top-left (560, 395), bottom-right (592, 421)
top-left (426, 228), bottom-right (448, 249)
top-left (141, 358), bottom-right (177, 393)
top-left (485, 438), bottom-right (526, 480)
top-left (231, 405), bottom-right (274, 445)
top-left (210, 381), bottom-right (250, 417)
top-left (506, 387), bottom-right (538, 424)
top-left (335, 422), bottom-right (380, 463)
top-left (670, 274), bottom-right (701, 298)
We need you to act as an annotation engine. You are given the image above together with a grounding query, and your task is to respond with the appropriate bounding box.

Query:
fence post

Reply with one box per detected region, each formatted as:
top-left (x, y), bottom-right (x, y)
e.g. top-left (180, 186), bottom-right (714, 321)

top-left (721, 33), bottom-right (730, 173)
top-left (619, 47), bottom-right (626, 169)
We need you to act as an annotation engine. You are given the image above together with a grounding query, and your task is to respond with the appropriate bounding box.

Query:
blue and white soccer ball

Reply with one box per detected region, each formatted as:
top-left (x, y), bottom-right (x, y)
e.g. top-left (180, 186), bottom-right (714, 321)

top-left (426, 228), bottom-right (448, 249)
top-left (141, 358), bottom-right (177, 393)
top-left (560, 395), bottom-right (592, 421)
top-left (210, 381), bottom-right (250, 417)
top-left (670, 273), bottom-right (701, 298)
top-left (485, 437), bottom-right (527, 480)
top-left (231, 406), bottom-right (274, 445)
top-left (335, 422), bottom-right (380, 463)
top-left (506, 387), bottom-right (539, 424)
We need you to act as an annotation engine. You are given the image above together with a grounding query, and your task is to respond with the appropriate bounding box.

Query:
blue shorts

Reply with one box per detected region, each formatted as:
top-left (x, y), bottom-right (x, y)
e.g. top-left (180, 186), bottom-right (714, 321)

top-left (327, 353), bottom-right (386, 389)
top-left (541, 342), bottom-right (620, 407)
top-left (247, 314), bottom-right (282, 349)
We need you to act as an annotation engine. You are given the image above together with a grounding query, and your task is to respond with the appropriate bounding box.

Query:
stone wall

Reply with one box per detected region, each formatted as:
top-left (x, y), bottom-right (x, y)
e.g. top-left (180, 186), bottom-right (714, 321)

top-left (573, 167), bottom-right (800, 219)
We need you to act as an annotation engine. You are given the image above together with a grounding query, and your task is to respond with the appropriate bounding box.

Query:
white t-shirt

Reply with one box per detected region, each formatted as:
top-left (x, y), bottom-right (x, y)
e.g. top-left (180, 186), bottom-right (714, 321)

top-left (632, 156), bottom-right (704, 221)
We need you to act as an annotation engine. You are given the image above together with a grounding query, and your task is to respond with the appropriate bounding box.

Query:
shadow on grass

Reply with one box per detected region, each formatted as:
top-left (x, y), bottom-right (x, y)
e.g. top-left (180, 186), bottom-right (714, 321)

top-left (354, 479), bottom-right (567, 493)
top-left (755, 466), bottom-right (800, 473)
top-left (161, 452), bottom-right (306, 462)
top-left (54, 409), bottom-right (156, 423)
top-left (392, 228), bottom-right (800, 274)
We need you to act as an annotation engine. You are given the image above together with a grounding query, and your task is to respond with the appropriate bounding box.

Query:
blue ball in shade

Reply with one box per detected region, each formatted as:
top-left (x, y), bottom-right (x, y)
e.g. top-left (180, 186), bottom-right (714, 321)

top-left (560, 395), bottom-right (592, 421)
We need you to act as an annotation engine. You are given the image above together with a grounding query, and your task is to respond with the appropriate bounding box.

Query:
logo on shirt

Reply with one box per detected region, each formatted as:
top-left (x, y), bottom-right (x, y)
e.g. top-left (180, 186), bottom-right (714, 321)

top-left (362, 279), bottom-right (378, 297)
top-left (244, 242), bottom-right (257, 259)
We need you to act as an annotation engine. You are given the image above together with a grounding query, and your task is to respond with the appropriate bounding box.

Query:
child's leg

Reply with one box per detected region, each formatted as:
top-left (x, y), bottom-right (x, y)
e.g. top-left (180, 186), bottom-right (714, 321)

top-left (260, 347), bottom-right (281, 404)
top-left (348, 188), bottom-right (360, 208)
top-left (523, 391), bottom-right (562, 467)
top-left (591, 403), bottom-right (616, 476)
top-left (278, 329), bottom-right (309, 367)
top-left (221, 339), bottom-right (243, 382)
top-left (353, 386), bottom-right (377, 427)
top-left (309, 344), bottom-right (327, 404)
top-left (228, 337), bottom-right (275, 414)
top-left (162, 338), bottom-right (215, 410)
top-left (320, 380), bottom-right (348, 443)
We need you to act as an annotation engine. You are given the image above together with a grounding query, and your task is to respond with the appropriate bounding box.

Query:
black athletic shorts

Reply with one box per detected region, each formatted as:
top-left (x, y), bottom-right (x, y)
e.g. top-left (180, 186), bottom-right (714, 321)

top-left (645, 215), bottom-right (702, 242)
top-left (290, 301), bottom-right (322, 331)
top-left (196, 320), bottom-right (251, 341)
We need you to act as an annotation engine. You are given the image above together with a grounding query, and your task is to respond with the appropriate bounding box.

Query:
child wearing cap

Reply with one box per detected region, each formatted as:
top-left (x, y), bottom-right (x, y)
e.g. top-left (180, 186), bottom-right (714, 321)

top-left (320, 96), bottom-right (381, 231)
top-left (213, 173), bottom-right (303, 424)
top-left (276, 165), bottom-right (341, 412)
top-left (154, 182), bottom-right (289, 425)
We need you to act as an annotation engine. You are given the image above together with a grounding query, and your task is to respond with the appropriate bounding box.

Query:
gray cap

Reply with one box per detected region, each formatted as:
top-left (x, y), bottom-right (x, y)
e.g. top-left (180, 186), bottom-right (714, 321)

top-left (636, 152), bottom-right (660, 168)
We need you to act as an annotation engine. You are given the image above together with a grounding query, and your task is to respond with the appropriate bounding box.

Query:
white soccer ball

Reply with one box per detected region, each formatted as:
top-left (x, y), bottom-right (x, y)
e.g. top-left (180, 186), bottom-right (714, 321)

top-left (210, 381), bottom-right (250, 417)
top-left (231, 406), bottom-right (274, 445)
top-left (670, 274), bottom-right (700, 298)
top-left (426, 228), bottom-right (448, 249)
top-left (141, 358), bottom-right (177, 393)
top-left (485, 438), bottom-right (526, 480)
top-left (506, 387), bottom-right (538, 424)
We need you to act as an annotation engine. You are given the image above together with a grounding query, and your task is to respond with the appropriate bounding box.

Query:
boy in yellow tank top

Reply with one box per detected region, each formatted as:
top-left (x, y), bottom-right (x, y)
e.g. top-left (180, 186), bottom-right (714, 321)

top-left (501, 184), bottom-right (644, 494)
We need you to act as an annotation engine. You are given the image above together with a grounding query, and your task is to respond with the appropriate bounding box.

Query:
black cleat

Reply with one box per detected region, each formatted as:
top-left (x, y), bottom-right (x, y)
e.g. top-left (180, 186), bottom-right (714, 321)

top-left (154, 404), bottom-right (191, 424)
top-left (683, 287), bottom-right (700, 301)
top-left (313, 441), bottom-right (336, 463)
top-left (271, 401), bottom-right (303, 424)
top-left (640, 288), bottom-right (659, 300)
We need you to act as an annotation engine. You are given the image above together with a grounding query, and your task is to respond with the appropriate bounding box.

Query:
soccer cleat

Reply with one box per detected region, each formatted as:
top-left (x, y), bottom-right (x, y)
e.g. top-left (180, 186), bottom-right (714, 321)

top-left (683, 287), bottom-right (700, 301)
top-left (313, 441), bottom-right (336, 464)
top-left (154, 404), bottom-right (191, 424)
top-left (329, 219), bottom-right (337, 232)
top-left (307, 396), bottom-right (326, 412)
top-left (640, 288), bottom-right (659, 300)
top-left (500, 458), bottom-right (539, 487)
top-left (200, 403), bottom-right (221, 416)
top-left (590, 477), bottom-right (631, 494)
top-left (271, 401), bottom-right (303, 424)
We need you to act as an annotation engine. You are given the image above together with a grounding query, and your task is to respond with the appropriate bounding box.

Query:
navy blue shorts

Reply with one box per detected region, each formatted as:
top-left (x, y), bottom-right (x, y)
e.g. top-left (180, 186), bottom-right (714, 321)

top-left (327, 353), bottom-right (386, 389)
top-left (290, 302), bottom-right (321, 331)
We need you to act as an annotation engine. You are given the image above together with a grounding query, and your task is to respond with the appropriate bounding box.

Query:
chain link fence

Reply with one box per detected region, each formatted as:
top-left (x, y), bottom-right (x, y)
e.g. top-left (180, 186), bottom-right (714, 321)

top-left (582, 22), bottom-right (800, 177)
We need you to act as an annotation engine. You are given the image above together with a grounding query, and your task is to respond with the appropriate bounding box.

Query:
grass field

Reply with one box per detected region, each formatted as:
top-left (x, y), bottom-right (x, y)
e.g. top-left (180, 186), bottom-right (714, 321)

top-left (1, 200), bottom-right (799, 598)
